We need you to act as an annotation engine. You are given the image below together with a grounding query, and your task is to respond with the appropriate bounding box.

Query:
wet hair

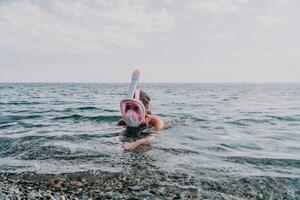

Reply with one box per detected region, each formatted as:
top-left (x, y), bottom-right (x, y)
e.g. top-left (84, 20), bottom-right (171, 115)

top-left (134, 89), bottom-right (151, 114)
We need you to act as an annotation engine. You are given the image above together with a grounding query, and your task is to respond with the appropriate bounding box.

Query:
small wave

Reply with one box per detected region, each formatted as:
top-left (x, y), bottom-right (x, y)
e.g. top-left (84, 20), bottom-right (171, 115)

top-left (0, 122), bottom-right (48, 130)
top-left (102, 108), bottom-right (119, 112)
top-left (157, 113), bottom-right (177, 118)
top-left (19, 122), bottom-right (49, 128)
top-left (240, 111), bottom-right (264, 115)
top-left (0, 101), bottom-right (41, 105)
top-left (207, 146), bottom-right (231, 153)
top-left (0, 115), bottom-right (43, 124)
top-left (52, 114), bottom-right (121, 122)
top-left (64, 106), bottom-right (103, 111)
top-left (226, 120), bottom-right (249, 126)
top-left (0, 124), bottom-right (15, 129)
top-left (53, 153), bottom-right (112, 160)
top-left (0, 164), bottom-right (30, 171)
top-left (78, 106), bottom-right (99, 111)
top-left (61, 107), bottom-right (118, 113)
top-left (219, 143), bottom-right (263, 151)
top-left (226, 118), bottom-right (276, 126)
top-left (186, 136), bottom-right (204, 141)
top-left (52, 133), bottom-right (119, 142)
top-left (155, 147), bottom-right (199, 155)
top-left (225, 156), bottom-right (300, 168)
top-left (265, 115), bottom-right (299, 122)
top-left (164, 116), bottom-right (208, 127)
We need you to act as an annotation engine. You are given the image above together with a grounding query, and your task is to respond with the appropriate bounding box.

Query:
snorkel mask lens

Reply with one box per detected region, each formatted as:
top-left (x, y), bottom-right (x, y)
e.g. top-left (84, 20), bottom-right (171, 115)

top-left (125, 104), bottom-right (140, 113)
top-left (120, 99), bottom-right (145, 127)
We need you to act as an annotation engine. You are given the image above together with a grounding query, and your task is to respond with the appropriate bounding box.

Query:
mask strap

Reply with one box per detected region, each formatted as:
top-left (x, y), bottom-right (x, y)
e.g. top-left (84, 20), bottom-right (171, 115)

top-left (134, 88), bottom-right (140, 100)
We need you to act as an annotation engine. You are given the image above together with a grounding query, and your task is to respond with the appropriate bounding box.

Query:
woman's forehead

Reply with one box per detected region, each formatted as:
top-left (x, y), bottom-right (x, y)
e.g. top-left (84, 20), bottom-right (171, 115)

top-left (125, 102), bottom-right (138, 106)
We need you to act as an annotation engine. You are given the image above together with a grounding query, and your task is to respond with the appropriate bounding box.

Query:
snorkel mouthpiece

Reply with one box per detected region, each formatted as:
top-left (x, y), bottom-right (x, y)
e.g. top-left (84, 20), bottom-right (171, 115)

top-left (120, 69), bottom-right (146, 127)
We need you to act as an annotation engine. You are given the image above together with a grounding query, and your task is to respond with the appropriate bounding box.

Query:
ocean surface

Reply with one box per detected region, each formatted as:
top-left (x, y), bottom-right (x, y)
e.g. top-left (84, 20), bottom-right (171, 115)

top-left (0, 83), bottom-right (300, 199)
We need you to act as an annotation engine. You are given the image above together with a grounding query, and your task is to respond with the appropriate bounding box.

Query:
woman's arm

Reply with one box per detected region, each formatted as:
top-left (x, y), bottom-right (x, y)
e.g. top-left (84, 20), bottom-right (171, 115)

top-left (123, 133), bottom-right (156, 150)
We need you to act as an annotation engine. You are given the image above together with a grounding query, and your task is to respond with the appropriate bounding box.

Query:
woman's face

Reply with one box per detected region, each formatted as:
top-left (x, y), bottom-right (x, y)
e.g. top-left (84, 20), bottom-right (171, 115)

top-left (125, 103), bottom-right (141, 113)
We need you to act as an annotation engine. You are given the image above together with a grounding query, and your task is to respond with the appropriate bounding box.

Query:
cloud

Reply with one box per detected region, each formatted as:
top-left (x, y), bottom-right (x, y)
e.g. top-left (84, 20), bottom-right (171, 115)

top-left (0, 0), bottom-right (175, 54)
top-left (185, 0), bottom-right (241, 15)
top-left (1, 0), bottom-right (300, 82)
top-left (162, 0), bottom-right (174, 5)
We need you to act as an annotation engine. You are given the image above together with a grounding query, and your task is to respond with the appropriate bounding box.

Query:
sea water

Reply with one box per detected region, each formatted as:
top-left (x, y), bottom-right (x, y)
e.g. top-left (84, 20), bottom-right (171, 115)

top-left (0, 83), bottom-right (299, 199)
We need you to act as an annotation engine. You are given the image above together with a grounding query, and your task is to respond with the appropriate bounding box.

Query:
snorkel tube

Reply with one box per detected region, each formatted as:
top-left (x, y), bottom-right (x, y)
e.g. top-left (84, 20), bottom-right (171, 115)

top-left (127, 69), bottom-right (140, 99)
top-left (120, 69), bottom-right (146, 127)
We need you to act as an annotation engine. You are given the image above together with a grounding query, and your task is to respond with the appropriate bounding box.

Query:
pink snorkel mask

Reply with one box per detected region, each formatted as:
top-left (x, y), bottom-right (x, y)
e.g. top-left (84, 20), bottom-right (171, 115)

top-left (120, 69), bottom-right (146, 127)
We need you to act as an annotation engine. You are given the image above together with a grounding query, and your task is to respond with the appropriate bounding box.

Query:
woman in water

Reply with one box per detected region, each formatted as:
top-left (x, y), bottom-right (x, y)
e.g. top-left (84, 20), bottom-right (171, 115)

top-left (118, 90), bottom-right (164, 150)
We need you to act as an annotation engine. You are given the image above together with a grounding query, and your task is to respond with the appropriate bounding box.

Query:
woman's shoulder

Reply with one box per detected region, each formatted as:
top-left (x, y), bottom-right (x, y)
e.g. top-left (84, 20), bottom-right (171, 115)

top-left (146, 114), bottom-right (164, 131)
top-left (146, 114), bottom-right (160, 122)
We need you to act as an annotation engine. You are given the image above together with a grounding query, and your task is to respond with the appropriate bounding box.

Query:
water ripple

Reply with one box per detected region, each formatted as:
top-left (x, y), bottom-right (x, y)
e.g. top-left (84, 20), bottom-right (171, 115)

top-left (0, 83), bottom-right (300, 198)
top-left (52, 114), bottom-right (121, 122)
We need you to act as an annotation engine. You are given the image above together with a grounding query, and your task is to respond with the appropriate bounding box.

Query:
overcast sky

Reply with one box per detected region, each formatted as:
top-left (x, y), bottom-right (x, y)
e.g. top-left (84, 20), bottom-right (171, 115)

top-left (0, 0), bottom-right (299, 82)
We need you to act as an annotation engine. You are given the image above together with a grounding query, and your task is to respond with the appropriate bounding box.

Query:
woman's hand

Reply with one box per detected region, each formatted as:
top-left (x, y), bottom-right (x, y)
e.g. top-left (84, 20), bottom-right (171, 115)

top-left (117, 119), bottom-right (126, 126)
top-left (122, 134), bottom-right (156, 150)
top-left (123, 142), bottom-right (139, 150)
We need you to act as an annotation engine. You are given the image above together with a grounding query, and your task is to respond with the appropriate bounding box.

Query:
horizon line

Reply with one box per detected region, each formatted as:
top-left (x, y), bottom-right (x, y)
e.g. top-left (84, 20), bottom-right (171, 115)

top-left (1, 81), bottom-right (300, 84)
